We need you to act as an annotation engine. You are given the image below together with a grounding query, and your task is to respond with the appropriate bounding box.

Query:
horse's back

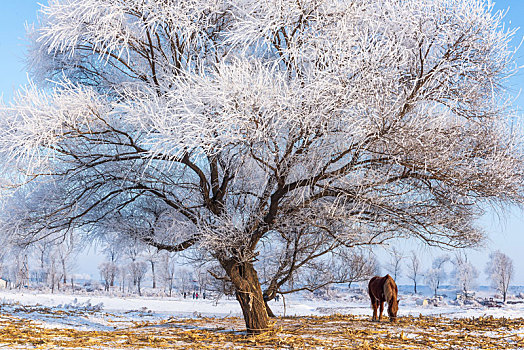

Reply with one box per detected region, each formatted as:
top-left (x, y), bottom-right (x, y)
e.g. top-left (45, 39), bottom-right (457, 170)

top-left (368, 276), bottom-right (380, 288)
top-left (383, 275), bottom-right (398, 301)
top-left (369, 275), bottom-right (397, 300)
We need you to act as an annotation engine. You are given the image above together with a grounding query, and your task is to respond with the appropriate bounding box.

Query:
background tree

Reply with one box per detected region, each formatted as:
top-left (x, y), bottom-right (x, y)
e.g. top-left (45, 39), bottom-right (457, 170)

top-left (386, 247), bottom-right (404, 282)
top-left (343, 251), bottom-right (379, 290)
top-left (128, 260), bottom-right (148, 296)
top-left (33, 239), bottom-right (53, 285)
top-left (179, 269), bottom-right (195, 297)
top-left (47, 249), bottom-right (59, 293)
top-left (56, 234), bottom-right (77, 288)
top-left (100, 235), bottom-right (124, 289)
top-left (452, 253), bottom-right (478, 296)
top-left (9, 248), bottom-right (29, 290)
top-left (207, 264), bottom-right (235, 299)
top-left (407, 251), bottom-right (421, 294)
top-left (119, 265), bottom-right (127, 294)
top-left (143, 246), bottom-right (160, 289)
top-left (99, 261), bottom-right (119, 292)
top-left (424, 255), bottom-right (450, 298)
top-left (425, 268), bottom-right (442, 298)
top-left (159, 251), bottom-right (177, 297)
top-left (1, 0), bottom-right (523, 333)
top-left (486, 250), bottom-right (514, 302)
top-left (0, 250), bottom-right (5, 280)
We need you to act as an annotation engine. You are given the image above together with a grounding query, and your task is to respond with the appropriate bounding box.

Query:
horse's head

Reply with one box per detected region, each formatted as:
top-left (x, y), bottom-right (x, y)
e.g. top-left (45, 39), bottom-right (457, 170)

top-left (388, 299), bottom-right (399, 322)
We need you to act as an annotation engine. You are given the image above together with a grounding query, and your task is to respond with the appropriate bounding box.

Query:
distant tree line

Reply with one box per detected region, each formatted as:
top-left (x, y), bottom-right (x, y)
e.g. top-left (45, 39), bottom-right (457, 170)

top-left (0, 233), bottom-right (516, 304)
top-left (384, 248), bottom-right (515, 302)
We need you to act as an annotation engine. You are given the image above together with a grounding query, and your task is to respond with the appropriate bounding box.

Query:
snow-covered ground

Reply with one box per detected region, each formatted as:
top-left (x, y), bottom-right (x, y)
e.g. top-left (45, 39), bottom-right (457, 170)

top-left (0, 286), bottom-right (522, 349)
top-left (0, 284), bottom-right (523, 332)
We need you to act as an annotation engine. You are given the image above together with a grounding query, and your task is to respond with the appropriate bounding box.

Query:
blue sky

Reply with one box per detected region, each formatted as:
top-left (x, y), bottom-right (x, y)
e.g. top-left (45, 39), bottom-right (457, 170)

top-left (0, 1), bottom-right (40, 101)
top-left (0, 1), bottom-right (523, 285)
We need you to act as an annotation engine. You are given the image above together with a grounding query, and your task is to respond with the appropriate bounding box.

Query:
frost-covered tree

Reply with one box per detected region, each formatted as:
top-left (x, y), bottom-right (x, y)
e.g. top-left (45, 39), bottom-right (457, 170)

top-left (342, 251), bottom-right (379, 290)
top-left (99, 261), bottom-right (119, 292)
top-left (159, 251), bottom-right (177, 297)
top-left (9, 248), bottom-right (29, 290)
top-left (56, 233), bottom-right (77, 287)
top-left (47, 249), bottom-right (59, 293)
top-left (1, 0), bottom-right (523, 333)
top-left (407, 251), bottom-right (421, 294)
top-left (142, 246), bottom-right (160, 289)
top-left (0, 250), bottom-right (5, 280)
top-left (425, 255), bottom-right (450, 297)
top-left (386, 247), bottom-right (404, 281)
top-left (33, 239), bottom-right (53, 284)
top-left (128, 260), bottom-right (148, 296)
top-left (98, 235), bottom-right (124, 289)
top-left (178, 268), bottom-right (195, 296)
top-left (119, 237), bottom-right (149, 294)
top-left (452, 253), bottom-right (478, 296)
top-left (425, 268), bottom-right (442, 298)
top-left (119, 265), bottom-right (126, 293)
top-left (486, 250), bottom-right (514, 302)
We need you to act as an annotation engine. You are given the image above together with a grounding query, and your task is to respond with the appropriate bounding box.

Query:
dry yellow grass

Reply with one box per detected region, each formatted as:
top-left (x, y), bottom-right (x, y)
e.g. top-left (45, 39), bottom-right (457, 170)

top-left (0, 310), bottom-right (522, 349)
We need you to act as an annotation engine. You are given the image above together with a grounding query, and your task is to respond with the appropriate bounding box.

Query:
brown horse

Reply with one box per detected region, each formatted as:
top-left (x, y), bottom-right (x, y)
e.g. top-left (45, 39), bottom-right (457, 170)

top-left (368, 274), bottom-right (399, 322)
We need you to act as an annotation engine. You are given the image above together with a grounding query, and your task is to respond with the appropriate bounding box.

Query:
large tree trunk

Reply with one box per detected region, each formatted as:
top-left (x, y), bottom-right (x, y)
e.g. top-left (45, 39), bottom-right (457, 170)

top-left (221, 259), bottom-right (270, 334)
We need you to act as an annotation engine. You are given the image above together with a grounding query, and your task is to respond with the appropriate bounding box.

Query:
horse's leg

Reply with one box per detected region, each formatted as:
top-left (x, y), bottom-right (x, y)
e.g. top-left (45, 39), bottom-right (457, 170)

top-left (371, 299), bottom-right (378, 321)
top-left (378, 301), bottom-right (384, 322)
top-left (369, 286), bottom-right (377, 321)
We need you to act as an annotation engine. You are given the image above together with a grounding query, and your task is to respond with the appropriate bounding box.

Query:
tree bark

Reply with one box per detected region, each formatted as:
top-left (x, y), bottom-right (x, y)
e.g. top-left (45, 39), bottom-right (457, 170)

top-left (221, 259), bottom-right (270, 334)
top-left (62, 260), bottom-right (67, 285)
top-left (151, 261), bottom-right (156, 289)
top-left (262, 289), bottom-right (277, 318)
